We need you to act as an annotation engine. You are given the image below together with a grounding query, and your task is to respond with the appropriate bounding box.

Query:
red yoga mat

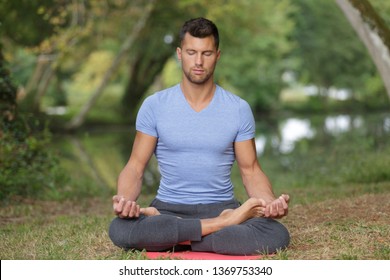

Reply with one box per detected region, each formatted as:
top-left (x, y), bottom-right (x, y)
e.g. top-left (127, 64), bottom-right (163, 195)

top-left (145, 251), bottom-right (263, 260)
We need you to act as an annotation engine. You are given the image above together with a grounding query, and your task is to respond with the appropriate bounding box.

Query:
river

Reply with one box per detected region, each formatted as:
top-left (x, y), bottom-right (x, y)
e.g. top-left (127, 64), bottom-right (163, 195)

top-left (53, 112), bottom-right (390, 199)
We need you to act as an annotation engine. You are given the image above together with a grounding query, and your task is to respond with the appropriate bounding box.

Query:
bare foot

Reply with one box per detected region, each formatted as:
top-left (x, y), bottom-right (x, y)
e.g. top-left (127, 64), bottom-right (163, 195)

top-left (219, 198), bottom-right (265, 226)
top-left (140, 207), bottom-right (160, 216)
top-left (201, 198), bottom-right (265, 236)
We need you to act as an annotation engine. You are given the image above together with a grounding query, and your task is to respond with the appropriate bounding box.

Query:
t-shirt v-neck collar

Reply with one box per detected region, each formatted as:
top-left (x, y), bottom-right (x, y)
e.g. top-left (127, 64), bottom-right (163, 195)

top-left (178, 84), bottom-right (218, 114)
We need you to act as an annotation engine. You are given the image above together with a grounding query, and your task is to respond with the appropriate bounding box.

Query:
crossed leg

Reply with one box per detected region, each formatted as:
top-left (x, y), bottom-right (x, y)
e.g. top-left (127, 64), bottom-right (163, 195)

top-left (140, 197), bottom-right (265, 236)
top-left (109, 198), bottom-right (289, 254)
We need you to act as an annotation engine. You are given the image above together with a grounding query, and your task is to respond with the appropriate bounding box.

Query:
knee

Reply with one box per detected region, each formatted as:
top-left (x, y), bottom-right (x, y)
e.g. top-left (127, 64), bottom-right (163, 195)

top-left (108, 217), bottom-right (132, 249)
top-left (258, 219), bottom-right (290, 254)
top-left (272, 220), bottom-right (290, 250)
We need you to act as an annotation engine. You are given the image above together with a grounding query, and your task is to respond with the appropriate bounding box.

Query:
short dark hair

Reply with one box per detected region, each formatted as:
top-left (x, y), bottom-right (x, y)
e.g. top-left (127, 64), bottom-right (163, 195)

top-left (179, 17), bottom-right (219, 49)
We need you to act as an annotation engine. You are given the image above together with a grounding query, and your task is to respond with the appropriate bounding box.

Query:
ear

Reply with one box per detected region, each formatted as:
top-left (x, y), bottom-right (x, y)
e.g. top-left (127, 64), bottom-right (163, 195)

top-left (176, 47), bottom-right (182, 60)
top-left (216, 49), bottom-right (221, 61)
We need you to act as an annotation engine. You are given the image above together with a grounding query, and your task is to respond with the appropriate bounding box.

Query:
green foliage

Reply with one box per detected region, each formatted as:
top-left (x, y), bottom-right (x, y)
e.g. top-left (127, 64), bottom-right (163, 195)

top-left (212, 0), bottom-right (295, 112)
top-left (1, 0), bottom-right (390, 125)
top-left (0, 117), bottom-right (68, 201)
top-left (1, 46), bottom-right (68, 201)
top-left (257, 113), bottom-right (390, 203)
top-left (69, 50), bottom-right (115, 95)
top-left (0, 43), bottom-right (17, 124)
top-left (0, 0), bottom-right (69, 46)
top-left (370, 0), bottom-right (390, 26)
top-left (290, 0), bottom-right (383, 99)
top-left (0, 118), bottom-right (67, 200)
top-left (160, 0), bottom-right (295, 113)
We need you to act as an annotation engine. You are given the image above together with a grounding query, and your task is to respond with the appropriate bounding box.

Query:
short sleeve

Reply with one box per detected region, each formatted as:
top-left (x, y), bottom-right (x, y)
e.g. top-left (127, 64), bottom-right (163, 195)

top-left (135, 95), bottom-right (158, 137)
top-left (235, 99), bottom-right (255, 142)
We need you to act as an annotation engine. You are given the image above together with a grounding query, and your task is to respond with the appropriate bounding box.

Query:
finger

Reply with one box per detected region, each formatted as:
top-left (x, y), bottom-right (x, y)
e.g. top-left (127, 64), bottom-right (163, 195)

top-left (121, 200), bottom-right (132, 217)
top-left (252, 206), bottom-right (264, 217)
top-left (281, 194), bottom-right (290, 203)
top-left (113, 197), bottom-right (125, 214)
top-left (135, 204), bottom-right (140, 218)
top-left (119, 197), bottom-right (127, 212)
top-left (278, 197), bottom-right (288, 211)
top-left (129, 201), bottom-right (138, 217)
top-left (112, 195), bottom-right (120, 208)
top-left (272, 201), bottom-right (280, 217)
top-left (265, 203), bottom-right (273, 217)
top-left (273, 201), bottom-right (281, 217)
top-left (264, 205), bottom-right (269, 217)
top-left (258, 206), bottom-right (266, 217)
top-left (270, 200), bottom-right (283, 217)
top-left (277, 200), bottom-right (285, 216)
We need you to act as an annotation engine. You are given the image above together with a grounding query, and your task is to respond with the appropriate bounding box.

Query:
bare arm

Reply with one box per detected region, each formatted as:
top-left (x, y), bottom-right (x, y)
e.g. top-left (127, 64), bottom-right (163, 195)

top-left (235, 139), bottom-right (289, 218)
top-left (113, 131), bottom-right (157, 218)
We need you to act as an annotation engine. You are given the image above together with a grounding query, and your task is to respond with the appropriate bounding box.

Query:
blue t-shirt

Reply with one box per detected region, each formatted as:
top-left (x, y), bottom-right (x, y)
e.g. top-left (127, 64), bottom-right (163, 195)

top-left (136, 84), bottom-right (255, 204)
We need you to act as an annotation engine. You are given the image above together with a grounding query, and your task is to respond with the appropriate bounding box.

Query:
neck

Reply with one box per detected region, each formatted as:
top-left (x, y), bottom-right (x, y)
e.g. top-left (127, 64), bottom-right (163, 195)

top-left (180, 78), bottom-right (216, 104)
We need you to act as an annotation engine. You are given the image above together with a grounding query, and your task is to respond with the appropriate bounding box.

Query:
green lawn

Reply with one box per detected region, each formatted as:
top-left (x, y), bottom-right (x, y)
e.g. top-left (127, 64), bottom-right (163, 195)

top-left (1, 181), bottom-right (389, 260)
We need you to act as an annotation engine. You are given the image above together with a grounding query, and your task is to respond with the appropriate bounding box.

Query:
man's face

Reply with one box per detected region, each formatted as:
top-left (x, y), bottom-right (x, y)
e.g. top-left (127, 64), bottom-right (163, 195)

top-left (177, 33), bottom-right (221, 85)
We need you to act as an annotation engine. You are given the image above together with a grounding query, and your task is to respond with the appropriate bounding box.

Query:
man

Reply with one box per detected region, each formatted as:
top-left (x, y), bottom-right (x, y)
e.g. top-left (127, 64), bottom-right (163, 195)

top-left (109, 17), bottom-right (290, 255)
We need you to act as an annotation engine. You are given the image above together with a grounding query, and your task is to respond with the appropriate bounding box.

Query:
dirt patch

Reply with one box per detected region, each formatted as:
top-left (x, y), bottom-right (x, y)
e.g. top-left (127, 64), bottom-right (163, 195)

top-left (283, 192), bottom-right (390, 259)
top-left (0, 197), bottom-right (113, 226)
top-left (288, 192), bottom-right (390, 224)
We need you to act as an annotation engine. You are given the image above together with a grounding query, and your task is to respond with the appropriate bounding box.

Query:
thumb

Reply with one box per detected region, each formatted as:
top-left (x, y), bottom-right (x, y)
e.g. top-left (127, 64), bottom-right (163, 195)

top-left (259, 198), bottom-right (267, 207)
top-left (280, 194), bottom-right (290, 203)
top-left (112, 195), bottom-right (123, 203)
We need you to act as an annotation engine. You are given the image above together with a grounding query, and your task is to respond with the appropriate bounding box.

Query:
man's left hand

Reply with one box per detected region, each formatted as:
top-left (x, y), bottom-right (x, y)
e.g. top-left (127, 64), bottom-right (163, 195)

top-left (264, 194), bottom-right (289, 219)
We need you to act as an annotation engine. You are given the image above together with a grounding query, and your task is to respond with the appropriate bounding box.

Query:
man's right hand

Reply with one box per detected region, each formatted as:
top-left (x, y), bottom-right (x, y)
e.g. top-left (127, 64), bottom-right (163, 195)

top-left (112, 195), bottom-right (141, 219)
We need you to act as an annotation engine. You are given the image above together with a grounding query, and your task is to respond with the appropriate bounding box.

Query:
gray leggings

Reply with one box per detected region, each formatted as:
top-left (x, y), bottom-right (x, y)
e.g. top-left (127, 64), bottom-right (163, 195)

top-left (109, 198), bottom-right (290, 255)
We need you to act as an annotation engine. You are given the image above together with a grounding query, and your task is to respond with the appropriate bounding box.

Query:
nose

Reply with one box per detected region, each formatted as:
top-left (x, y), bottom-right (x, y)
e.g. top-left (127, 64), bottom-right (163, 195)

top-left (195, 53), bottom-right (203, 66)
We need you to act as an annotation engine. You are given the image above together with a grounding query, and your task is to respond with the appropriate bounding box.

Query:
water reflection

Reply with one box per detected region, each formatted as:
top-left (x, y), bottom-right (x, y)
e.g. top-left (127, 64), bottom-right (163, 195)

top-left (278, 118), bottom-right (315, 154)
top-left (384, 117), bottom-right (390, 132)
top-left (255, 136), bottom-right (266, 155)
top-left (255, 113), bottom-right (390, 155)
top-left (256, 118), bottom-right (316, 155)
top-left (324, 115), bottom-right (365, 135)
top-left (55, 112), bottom-right (390, 191)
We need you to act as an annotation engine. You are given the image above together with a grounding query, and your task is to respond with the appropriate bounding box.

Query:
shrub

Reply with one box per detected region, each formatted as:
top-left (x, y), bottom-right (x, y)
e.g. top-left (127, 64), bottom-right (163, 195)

top-left (0, 116), bottom-right (68, 201)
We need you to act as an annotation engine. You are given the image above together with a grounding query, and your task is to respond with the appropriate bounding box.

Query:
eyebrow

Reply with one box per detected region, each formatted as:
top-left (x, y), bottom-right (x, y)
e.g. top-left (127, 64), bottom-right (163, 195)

top-left (185, 48), bottom-right (215, 53)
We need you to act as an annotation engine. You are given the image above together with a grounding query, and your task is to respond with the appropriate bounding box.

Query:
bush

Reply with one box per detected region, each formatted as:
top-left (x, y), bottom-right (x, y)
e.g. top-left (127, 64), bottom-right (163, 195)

top-left (0, 116), bottom-right (68, 201)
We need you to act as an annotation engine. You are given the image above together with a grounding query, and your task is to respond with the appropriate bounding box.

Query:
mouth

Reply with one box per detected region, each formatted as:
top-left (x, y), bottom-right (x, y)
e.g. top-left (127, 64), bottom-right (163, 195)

top-left (192, 68), bottom-right (205, 75)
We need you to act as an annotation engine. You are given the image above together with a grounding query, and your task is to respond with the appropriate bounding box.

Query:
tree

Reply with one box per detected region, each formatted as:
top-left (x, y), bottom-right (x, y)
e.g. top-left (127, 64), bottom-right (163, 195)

top-left (0, 44), bottom-right (67, 201)
top-left (122, 0), bottom-right (295, 118)
top-left (215, 0), bottom-right (294, 113)
top-left (66, 0), bottom-right (156, 130)
top-left (336, 0), bottom-right (390, 100)
top-left (120, 0), bottom-right (192, 119)
top-left (291, 0), bottom-right (379, 99)
top-left (0, 0), bottom-right (89, 113)
top-left (0, 44), bottom-right (17, 126)
top-left (1, 0), bottom-right (298, 127)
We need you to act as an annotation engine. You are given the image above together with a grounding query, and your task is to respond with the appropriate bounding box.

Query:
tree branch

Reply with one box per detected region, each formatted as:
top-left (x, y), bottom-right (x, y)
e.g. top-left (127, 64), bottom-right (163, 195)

top-left (66, 0), bottom-right (156, 130)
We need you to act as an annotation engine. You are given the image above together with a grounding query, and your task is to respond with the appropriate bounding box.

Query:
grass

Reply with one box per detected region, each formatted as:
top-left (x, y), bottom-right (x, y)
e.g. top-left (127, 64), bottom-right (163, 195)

top-left (1, 182), bottom-right (389, 260)
top-left (2, 109), bottom-right (389, 260)
top-left (282, 188), bottom-right (390, 259)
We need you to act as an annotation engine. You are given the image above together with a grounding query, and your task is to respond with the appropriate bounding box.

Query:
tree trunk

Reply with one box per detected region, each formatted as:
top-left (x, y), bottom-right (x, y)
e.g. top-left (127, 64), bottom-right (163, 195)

top-left (120, 0), bottom-right (190, 120)
top-left (336, 0), bottom-right (390, 100)
top-left (121, 47), bottom-right (175, 121)
top-left (0, 44), bottom-right (18, 124)
top-left (20, 54), bottom-right (56, 112)
top-left (33, 61), bottom-right (55, 112)
top-left (65, 0), bottom-right (156, 131)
